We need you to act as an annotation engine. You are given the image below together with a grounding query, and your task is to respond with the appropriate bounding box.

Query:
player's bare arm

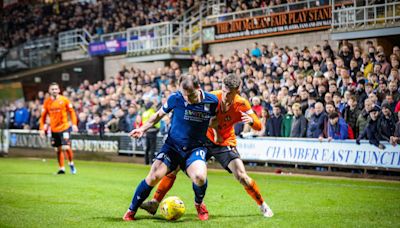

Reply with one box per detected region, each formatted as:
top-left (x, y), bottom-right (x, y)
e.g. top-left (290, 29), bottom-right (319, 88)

top-left (130, 108), bottom-right (167, 138)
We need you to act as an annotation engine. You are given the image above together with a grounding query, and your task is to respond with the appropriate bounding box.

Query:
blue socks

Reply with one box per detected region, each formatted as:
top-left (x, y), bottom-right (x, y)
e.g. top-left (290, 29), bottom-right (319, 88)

top-left (129, 179), bottom-right (153, 212)
top-left (193, 180), bottom-right (208, 204)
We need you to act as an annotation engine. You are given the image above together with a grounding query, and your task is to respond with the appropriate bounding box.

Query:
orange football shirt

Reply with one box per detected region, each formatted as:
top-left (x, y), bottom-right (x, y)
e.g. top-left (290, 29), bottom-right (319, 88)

top-left (207, 90), bottom-right (261, 147)
top-left (40, 95), bottom-right (77, 133)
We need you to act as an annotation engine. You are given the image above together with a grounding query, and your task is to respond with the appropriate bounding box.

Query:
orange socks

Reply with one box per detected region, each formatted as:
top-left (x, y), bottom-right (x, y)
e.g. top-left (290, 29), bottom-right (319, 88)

top-left (57, 147), bottom-right (64, 169)
top-left (153, 173), bottom-right (177, 202)
top-left (65, 148), bottom-right (74, 162)
top-left (244, 179), bottom-right (264, 206)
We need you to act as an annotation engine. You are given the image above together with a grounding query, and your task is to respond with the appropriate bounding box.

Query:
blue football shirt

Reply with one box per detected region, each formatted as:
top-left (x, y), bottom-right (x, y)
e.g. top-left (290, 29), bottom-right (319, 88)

top-left (162, 90), bottom-right (218, 149)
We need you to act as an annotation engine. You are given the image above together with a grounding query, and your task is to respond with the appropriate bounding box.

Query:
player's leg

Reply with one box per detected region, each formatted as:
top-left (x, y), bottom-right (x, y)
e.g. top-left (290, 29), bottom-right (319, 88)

top-left (185, 148), bottom-right (209, 221)
top-left (140, 168), bottom-right (180, 215)
top-left (56, 146), bottom-right (65, 174)
top-left (60, 130), bottom-right (76, 174)
top-left (227, 158), bottom-right (273, 217)
top-left (123, 159), bottom-right (169, 221)
top-left (123, 145), bottom-right (177, 221)
top-left (51, 132), bottom-right (65, 174)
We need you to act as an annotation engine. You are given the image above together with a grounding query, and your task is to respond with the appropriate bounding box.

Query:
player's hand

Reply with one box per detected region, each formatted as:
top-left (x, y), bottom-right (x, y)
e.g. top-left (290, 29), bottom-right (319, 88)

top-left (328, 137), bottom-right (333, 142)
top-left (39, 130), bottom-right (46, 138)
top-left (378, 144), bottom-right (386, 150)
top-left (72, 125), bottom-right (78, 133)
top-left (318, 136), bottom-right (324, 142)
top-left (390, 136), bottom-right (398, 146)
top-left (240, 111), bottom-right (253, 125)
top-left (129, 128), bottom-right (144, 138)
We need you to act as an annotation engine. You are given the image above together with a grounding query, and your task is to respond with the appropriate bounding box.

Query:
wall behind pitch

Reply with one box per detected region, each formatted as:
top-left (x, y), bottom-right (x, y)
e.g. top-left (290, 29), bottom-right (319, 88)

top-left (104, 55), bottom-right (165, 79)
top-left (207, 30), bottom-right (337, 56)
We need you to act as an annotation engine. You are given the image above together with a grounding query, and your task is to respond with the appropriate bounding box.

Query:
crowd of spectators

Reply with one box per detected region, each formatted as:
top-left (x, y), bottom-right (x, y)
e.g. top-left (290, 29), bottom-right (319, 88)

top-left (0, 0), bottom-right (325, 50)
top-left (0, 0), bottom-right (194, 49)
top-left (1, 40), bottom-right (400, 148)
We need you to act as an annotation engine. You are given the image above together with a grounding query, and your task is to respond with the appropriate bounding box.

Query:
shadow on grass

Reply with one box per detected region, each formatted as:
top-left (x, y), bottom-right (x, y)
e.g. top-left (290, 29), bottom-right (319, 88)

top-left (92, 212), bottom-right (262, 223)
top-left (92, 215), bottom-right (164, 222)
top-left (4, 172), bottom-right (52, 176)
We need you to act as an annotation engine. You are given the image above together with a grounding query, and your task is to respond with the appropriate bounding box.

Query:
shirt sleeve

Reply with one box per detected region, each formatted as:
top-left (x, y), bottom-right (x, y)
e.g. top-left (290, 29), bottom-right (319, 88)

top-left (65, 98), bottom-right (77, 126)
top-left (239, 99), bottom-right (261, 131)
top-left (162, 93), bottom-right (177, 113)
top-left (39, 101), bottom-right (48, 130)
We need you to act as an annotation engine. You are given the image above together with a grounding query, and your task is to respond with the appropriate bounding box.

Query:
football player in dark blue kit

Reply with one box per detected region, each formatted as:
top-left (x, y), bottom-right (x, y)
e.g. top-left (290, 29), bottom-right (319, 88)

top-left (123, 74), bottom-right (219, 221)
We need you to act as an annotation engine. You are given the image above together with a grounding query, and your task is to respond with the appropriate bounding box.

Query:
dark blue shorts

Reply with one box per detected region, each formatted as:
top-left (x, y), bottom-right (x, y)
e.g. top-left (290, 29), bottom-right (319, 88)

top-left (155, 142), bottom-right (207, 172)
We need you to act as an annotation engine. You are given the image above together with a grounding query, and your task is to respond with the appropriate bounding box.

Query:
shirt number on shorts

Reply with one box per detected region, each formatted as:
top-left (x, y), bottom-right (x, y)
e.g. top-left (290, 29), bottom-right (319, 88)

top-left (196, 150), bottom-right (206, 160)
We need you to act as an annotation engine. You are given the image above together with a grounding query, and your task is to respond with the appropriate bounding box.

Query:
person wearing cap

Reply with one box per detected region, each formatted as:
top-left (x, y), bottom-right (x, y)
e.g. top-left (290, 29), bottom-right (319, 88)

top-left (375, 52), bottom-right (391, 76)
top-left (378, 102), bottom-right (397, 143)
top-left (142, 101), bottom-right (160, 165)
top-left (356, 106), bottom-right (385, 149)
top-left (327, 111), bottom-right (348, 141)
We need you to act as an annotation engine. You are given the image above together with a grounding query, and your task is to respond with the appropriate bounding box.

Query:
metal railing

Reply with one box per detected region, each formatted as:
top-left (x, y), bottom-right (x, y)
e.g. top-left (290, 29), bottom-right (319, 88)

top-left (126, 22), bottom-right (186, 56)
top-left (205, 0), bottom-right (332, 24)
top-left (1, 36), bottom-right (56, 73)
top-left (58, 28), bottom-right (92, 52)
top-left (126, 1), bottom-right (207, 56)
top-left (100, 31), bottom-right (127, 41)
top-left (332, 0), bottom-right (400, 30)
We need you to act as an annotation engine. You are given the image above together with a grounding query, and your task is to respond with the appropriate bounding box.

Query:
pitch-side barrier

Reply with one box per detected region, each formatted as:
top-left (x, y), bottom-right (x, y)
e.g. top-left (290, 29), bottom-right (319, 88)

top-left (3, 130), bottom-right (400, 171)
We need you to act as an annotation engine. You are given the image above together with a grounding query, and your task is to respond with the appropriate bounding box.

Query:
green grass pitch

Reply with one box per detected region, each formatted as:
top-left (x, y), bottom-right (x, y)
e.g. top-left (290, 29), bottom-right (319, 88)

top-left (0, 158), bottom-right (399, 227)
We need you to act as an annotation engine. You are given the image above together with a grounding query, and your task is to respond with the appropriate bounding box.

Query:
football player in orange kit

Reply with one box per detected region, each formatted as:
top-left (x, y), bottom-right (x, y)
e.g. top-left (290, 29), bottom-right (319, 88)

top-left (140, 74), bottom-right (274, 217)
top-left (40, 83), bottom-right (78, 174)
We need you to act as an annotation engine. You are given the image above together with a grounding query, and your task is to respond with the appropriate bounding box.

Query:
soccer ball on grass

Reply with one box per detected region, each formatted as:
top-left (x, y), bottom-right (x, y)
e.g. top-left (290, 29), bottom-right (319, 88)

top-left (160, 196), bottom-right (185, 221)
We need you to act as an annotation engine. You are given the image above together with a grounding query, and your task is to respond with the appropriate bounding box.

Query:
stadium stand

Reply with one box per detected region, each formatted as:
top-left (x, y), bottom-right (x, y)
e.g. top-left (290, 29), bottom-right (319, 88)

top-left (1, 40), bottom-right (399, 146)
top-left (0, 0), bottom-right (194, 49)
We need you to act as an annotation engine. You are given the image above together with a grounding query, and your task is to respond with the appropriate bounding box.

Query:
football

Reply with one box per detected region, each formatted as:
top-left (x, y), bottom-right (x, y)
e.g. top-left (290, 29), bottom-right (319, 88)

top-left (159, 196), bottom-right (186, 221)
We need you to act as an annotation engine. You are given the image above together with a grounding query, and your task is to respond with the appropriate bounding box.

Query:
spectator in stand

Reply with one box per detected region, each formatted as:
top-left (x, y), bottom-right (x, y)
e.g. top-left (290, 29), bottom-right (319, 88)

top-left (77, 112), bottom-right (88, 134)
top-left (327, 112), bottom-right (348, 141)
top-left (388, 81), bottom-right (400, 102)
top-left (126, 104), bottom-right (138, 132)
top-left (375, 52), bottom-right (391, 76)
top-left (29, 109), bottom-right (41, 130)
top-left (343, 95), bottom-right (361, 137)
top-left (356, 106), bottom-right (385, 149)
top-left (390, 112), bottom-right (400, 146)
top-left (265, 104), bottom-right (283, 137)
top-left (88, 114), bottom-right (102, 135)
top-left (290, 103), bottom-right (307, 138)
top-left (356, 98), bottom-right (374, 136)
top-left (307, 102), bottom-right (326, 139)
top-left (251, 42), bottom-right (262, 58)
top-left (13, 101), bottom-right (29, 129)
top-left (281, 105), bottom-right (293, 137)
top-left (251, 96), bottom-right (263, 117)
top-left (378, 102), bottom-right (397, 143)
top-left (141, 101), bottom-right (160, 165)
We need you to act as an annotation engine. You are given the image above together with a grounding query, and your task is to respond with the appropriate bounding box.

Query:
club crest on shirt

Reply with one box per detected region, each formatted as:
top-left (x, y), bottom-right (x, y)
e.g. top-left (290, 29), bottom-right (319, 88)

top-left (204, 104), bottom-right (210, 112)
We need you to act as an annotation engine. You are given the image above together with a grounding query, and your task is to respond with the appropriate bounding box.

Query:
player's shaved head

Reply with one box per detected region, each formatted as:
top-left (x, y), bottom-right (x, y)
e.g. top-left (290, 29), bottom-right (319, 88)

top-left (223, 74), bottom-right (241, 90)
top-left (179, 74), bottom-right (200, 90)
top-left (49, 82), bottom-right (59, 88)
